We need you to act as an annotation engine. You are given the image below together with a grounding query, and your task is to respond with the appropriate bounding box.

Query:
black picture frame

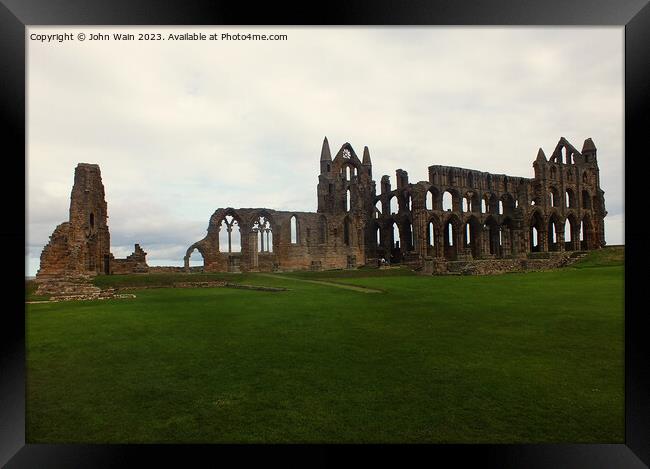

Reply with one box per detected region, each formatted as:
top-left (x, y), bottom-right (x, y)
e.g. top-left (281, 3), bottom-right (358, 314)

top-left (3, 1), bottom-right (648, 467)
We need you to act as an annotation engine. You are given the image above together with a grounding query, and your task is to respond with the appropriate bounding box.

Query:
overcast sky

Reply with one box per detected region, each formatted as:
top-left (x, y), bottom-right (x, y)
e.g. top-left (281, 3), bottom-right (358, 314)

top-left (26, 27), bottom-right (624, 276)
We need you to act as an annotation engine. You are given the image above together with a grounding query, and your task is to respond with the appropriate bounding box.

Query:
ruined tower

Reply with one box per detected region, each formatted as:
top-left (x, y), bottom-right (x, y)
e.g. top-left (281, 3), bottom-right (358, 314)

top-left (69, 163), bottom-right (111, 274)
top-left (316, 138), bottom-right (375, 216)
top-left (37, 164), bottom-right (111, 278)
top-left (36, 163), bottom-right (152, 286)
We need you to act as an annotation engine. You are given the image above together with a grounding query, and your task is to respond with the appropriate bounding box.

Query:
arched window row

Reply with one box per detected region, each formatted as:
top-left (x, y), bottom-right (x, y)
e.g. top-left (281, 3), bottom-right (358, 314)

top-left (340, 163), bottom-right (358, 181)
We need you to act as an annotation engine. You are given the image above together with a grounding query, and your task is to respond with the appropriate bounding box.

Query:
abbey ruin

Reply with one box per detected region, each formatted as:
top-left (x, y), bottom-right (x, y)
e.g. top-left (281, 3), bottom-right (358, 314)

top-left (35, 164), bottom-right (149, 295)
top-left (34, 137), bottom-right (606, 287)
top-left (184, 136), bottom-right (606, 273)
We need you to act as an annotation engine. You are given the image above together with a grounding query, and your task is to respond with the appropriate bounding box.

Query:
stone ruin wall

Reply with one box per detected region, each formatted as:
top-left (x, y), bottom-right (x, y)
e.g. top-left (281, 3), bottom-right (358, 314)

top-left (185, 209), bottom-right (366, 273)
top-left (35, 164), bottom-right (149, 295)
top-left (36, 222), bottom-right (75, 278)
top-left (185, 140), bottom-right (373, 273)
top-left (185, 136), bottom-right (607, 273)
top-left (35, 136), bottom-right (607, 284)
top-left (37, 164), bottom-right (111, 280)
top-left (111, 244), bottom-right (149, 274)
top-left (368, 136), bottom-right (606, 266)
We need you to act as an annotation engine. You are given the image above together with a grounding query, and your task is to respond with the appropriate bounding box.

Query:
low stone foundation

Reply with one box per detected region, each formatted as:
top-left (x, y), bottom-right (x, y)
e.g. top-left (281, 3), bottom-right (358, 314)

top-left (120, 281), bottom-right (287, 292)
top-left (33, 275), bottom-right (137, 302)
top-left (39, 292), bottom-right (137, 303)
top-left (34, 274), bottom-right (99, 297)
top-left (172, 281), bottom-right (227, 288)
top-left (222, 283), bottom-right (287, 292)
top-left (421, 251), bottom-right (587, 276)
top-left (149, 266), bottom-right (202, 273)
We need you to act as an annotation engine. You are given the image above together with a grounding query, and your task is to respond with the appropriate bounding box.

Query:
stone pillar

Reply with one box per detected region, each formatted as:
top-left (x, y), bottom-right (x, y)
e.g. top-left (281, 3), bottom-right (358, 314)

top-left (539, 229), bottom-right (548, 252)
top-left (258, 229), bottom-right (264, 252)
top-left (482, 226), bottom-right (490, 256)
top-left (502, 228), bottom-right (511, 257)
top-left (511, 229), bottom-right (518, 256)
top-left (556, 227), bottom-right (565, 251)
top-left (473, 229), bottom-right (483, 259)
top-left (435, 230), bottom-right (443, 258)
top-left (454, 226), bottom-right (463, 257)
top-left (416, 215), bottom-right (427, 258)
top-left (250, 234), bottom-right (259, 269)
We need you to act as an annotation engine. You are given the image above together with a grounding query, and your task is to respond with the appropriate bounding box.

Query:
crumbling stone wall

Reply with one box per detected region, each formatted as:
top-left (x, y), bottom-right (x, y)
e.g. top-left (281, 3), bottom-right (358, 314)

top-left (111, 244), bottom-right (149, 274)
top-left (36, 222), bottom-right (73, 277)
top-left (186, 136), bottom-right (607, 273)
top-left (184, 208), bottom-right (367, 273)
top-left (185, 140), bottom-right (372, 273)
top-left (37, 164), bottom-right (111, 278)
top-left (36, 164), bottom-right (148, 293)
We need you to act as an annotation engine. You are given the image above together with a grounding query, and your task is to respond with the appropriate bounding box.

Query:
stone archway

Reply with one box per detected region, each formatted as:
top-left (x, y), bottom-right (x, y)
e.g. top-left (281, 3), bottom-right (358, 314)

top-left (443, 214), bottom-right (462, 260)
top-left (547, 212), bottom-right (562, 252)
top-left (529, 211), bottom-right (545, 253)
top-left (184, 243), bottom-right (206, 271)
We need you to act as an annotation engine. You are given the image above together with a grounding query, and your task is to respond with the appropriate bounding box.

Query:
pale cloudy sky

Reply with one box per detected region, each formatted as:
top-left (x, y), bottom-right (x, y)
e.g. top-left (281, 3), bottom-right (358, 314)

top-left (26, 26), bottom-right (624, 276)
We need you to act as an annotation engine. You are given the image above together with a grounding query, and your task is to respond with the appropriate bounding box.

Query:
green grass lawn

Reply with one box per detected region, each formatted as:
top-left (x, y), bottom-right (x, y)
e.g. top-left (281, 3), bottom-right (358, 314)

top-left (25, 248), bottom-right (624, 443)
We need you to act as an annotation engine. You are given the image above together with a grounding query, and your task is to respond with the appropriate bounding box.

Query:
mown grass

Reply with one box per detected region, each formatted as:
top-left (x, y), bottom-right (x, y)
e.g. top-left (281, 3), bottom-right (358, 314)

top-left (571, 245), bottom-right (624, 269)
top-left (25, 248), bottom-right (624, 443)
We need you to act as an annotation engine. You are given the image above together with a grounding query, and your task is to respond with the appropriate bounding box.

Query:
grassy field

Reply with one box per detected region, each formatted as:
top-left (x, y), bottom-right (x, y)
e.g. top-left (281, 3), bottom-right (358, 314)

top-left (25, 248), bottom-right (624, 443)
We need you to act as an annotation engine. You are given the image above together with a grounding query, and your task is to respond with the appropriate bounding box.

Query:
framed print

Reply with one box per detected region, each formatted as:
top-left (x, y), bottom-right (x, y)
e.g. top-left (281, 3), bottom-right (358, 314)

top-left (2, 0), bottom-right (649, 467)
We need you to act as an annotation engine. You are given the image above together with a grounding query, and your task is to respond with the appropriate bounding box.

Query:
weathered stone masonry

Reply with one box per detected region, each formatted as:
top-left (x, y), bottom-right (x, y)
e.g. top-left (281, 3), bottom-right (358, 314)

top-left (185, 136), bottom-right (606, 272)
top-left (36, 163), bottom-right (149, 285)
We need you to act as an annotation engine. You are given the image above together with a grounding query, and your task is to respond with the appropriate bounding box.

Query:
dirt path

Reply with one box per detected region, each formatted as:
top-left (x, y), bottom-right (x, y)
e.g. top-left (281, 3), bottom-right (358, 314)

top-left (257, 274), bottom-right (383, 293)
